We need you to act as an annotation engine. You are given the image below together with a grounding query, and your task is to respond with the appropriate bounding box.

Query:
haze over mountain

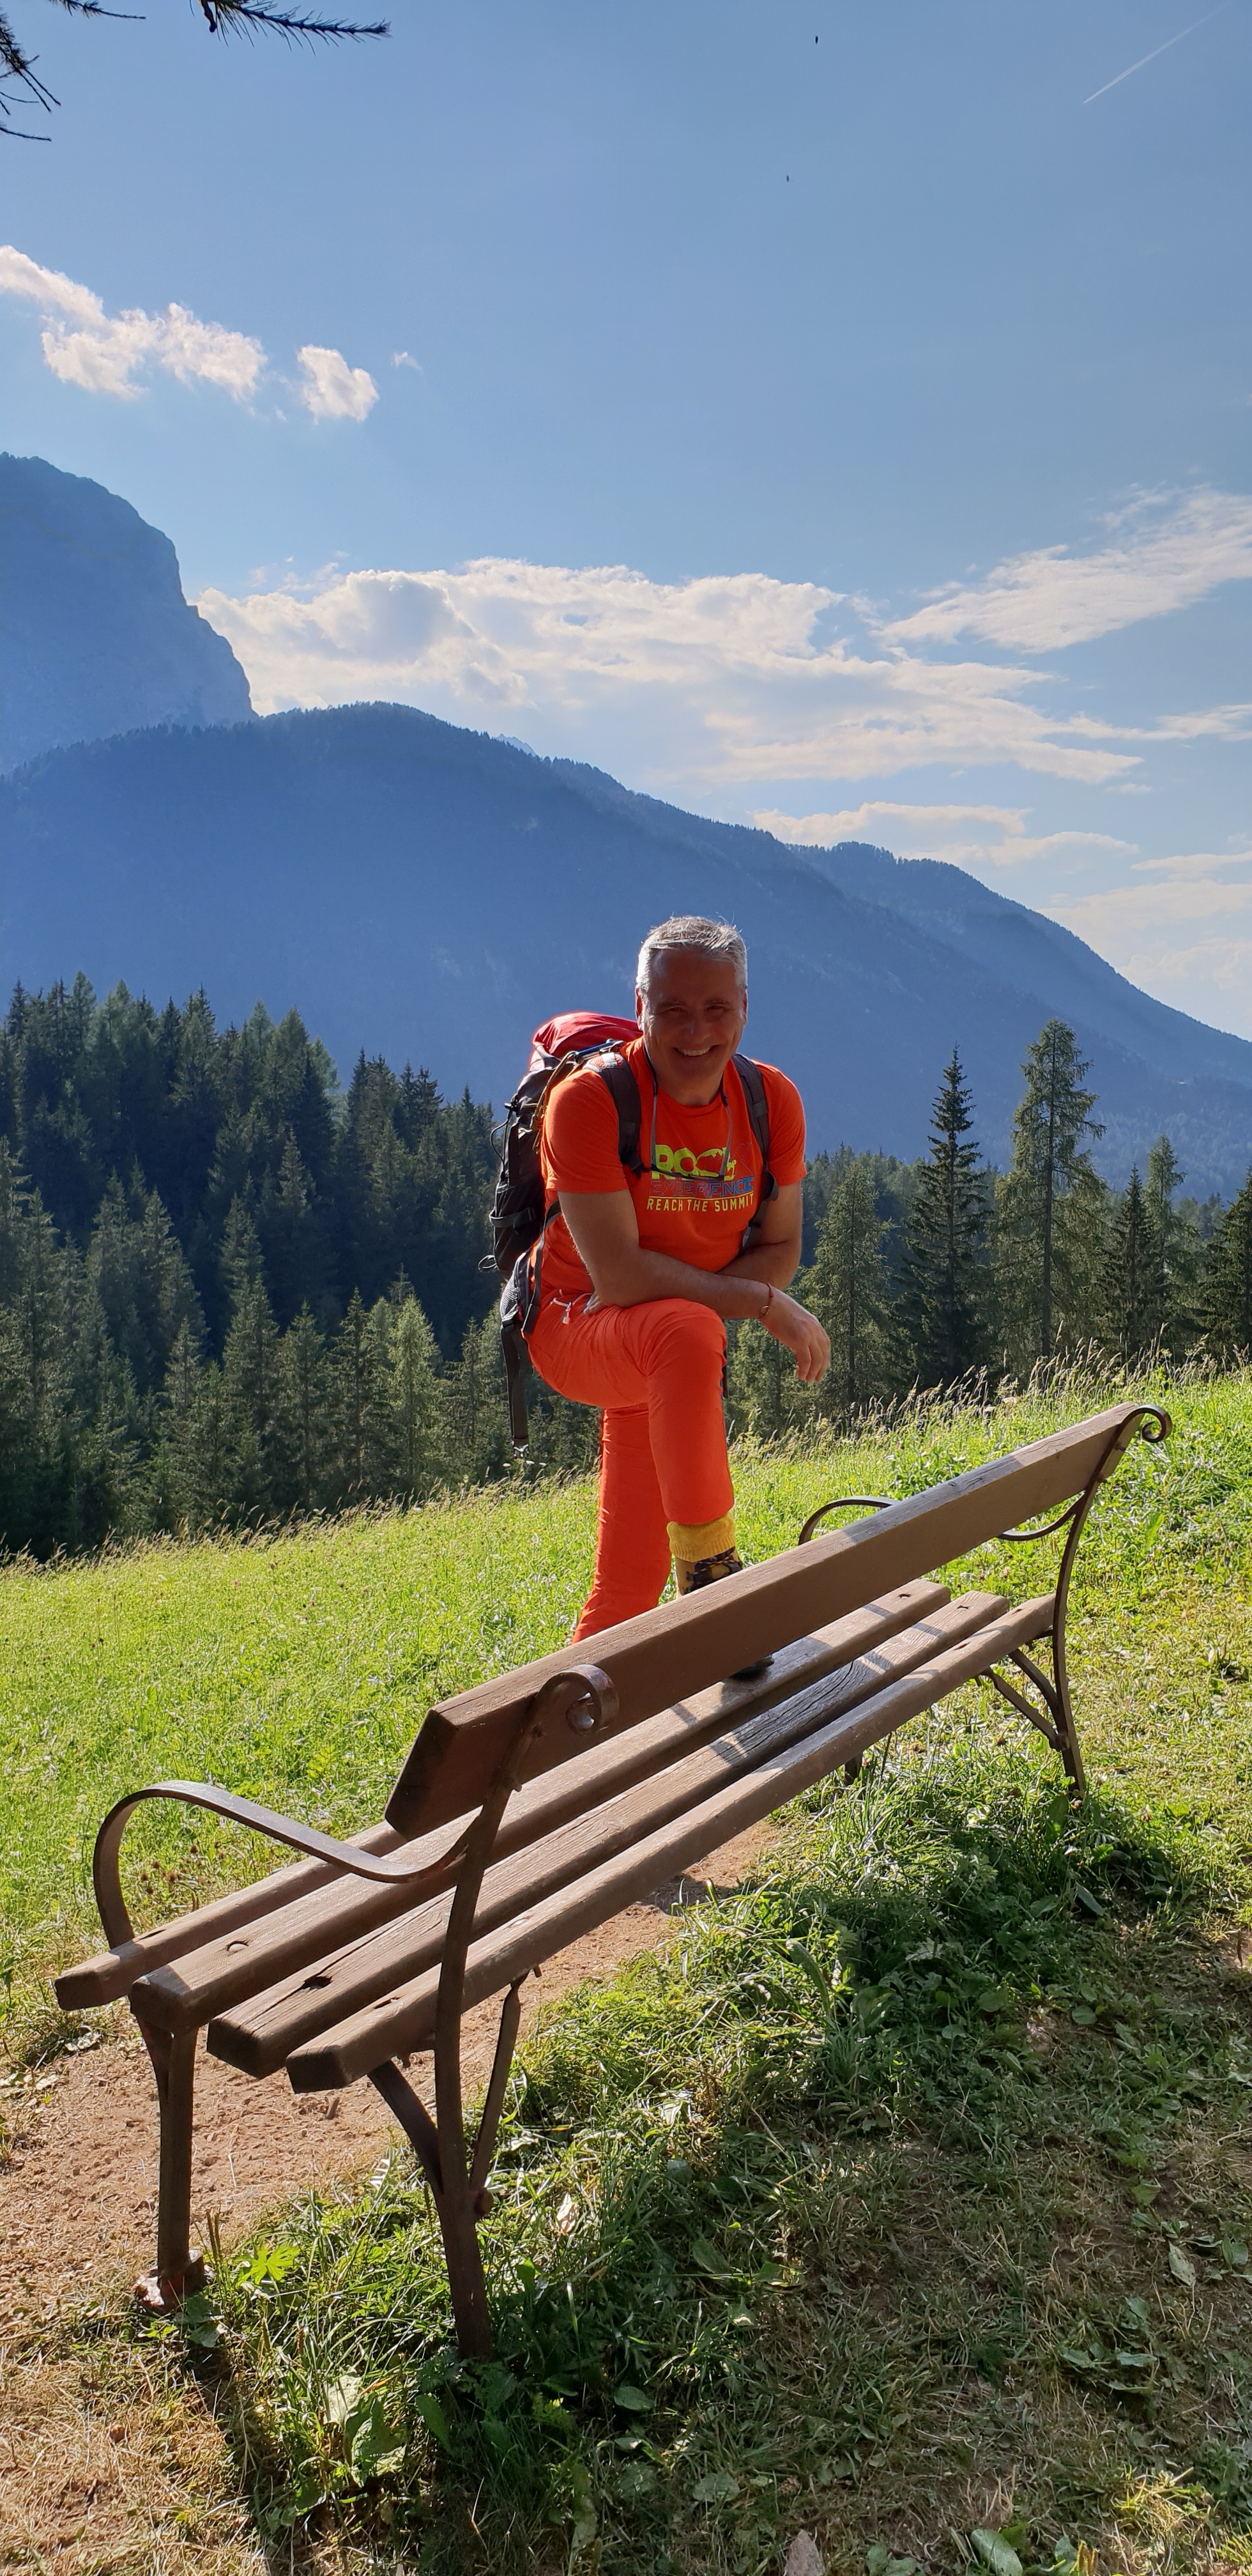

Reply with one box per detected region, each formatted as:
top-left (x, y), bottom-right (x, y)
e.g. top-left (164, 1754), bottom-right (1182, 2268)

top-left (0, 454), bottom-right (252, 773)
top-left (5, 700), bottom-right (1251, 1193)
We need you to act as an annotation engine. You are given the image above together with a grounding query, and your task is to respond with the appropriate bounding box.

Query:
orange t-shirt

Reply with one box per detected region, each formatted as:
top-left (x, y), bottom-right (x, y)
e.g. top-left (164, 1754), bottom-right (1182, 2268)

top-left (537, 1038), bottom-right (807, 1305)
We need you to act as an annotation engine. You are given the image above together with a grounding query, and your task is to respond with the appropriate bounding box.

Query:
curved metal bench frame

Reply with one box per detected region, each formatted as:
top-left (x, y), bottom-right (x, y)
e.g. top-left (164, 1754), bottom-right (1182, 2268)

top-left (82, 1405), bottom-right (1168, 2350)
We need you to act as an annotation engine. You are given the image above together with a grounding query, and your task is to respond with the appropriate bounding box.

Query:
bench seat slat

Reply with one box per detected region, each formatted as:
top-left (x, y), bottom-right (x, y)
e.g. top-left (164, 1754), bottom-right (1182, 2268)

top-left (207, 1591), bottom-right (1010, 2076)
top-left (386, 1405), bottom-right (1141, 1835)
top-left (117, 1581), bottom-right (947, 2030)
top-left (287, 1595), bottom-right (1053, 2092)
top-left (54, 1821), bottom-right (404, 2011)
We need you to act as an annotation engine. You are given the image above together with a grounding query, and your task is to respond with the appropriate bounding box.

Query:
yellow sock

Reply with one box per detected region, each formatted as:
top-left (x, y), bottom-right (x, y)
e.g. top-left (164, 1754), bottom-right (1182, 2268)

top-left (668, 1510), bottom-right (736, 1564)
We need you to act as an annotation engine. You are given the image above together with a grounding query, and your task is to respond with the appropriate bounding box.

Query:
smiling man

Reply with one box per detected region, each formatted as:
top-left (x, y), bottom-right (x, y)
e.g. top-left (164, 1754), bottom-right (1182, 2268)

top-left (526, 914), bottom-right (830, 1641)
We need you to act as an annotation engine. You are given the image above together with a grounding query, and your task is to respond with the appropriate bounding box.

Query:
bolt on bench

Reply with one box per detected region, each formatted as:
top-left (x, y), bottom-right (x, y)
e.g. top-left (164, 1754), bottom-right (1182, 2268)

top-left (57, 1401), bottom-right (1168, 2356)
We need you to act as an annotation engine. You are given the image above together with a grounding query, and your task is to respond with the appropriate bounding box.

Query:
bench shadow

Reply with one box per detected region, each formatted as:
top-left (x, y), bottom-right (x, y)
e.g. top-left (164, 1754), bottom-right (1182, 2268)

top-left (190, 1775), bottom-right (1250, 2568)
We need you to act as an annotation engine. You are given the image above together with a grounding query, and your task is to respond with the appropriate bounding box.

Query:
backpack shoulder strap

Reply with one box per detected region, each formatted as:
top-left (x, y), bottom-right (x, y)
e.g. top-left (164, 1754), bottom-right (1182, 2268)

top-left (733, 1054), bottom-right (777, 1207)
top-left (597, 1050), bottom-right (645, 1176)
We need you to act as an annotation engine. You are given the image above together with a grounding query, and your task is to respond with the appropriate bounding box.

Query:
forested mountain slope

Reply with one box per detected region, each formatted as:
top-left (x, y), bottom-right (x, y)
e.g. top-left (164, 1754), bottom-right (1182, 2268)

top-left (0, 454), bottom-right (252, 772)
top-left (5, 700), bottom-right (1251, 1190)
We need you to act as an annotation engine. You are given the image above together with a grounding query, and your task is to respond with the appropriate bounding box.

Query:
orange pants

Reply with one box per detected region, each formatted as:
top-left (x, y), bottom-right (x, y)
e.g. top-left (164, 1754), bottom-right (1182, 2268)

top-left (527, 1292), bottom-right (734, 1638)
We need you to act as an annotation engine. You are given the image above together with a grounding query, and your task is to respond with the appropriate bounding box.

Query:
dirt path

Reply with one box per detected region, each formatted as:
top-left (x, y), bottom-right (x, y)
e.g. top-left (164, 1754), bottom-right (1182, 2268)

top-left (0, 1823), bottom-right (777, 2572)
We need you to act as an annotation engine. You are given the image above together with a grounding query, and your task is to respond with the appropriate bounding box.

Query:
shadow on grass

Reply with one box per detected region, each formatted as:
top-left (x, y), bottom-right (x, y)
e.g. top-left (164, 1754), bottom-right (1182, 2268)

top-left (190, 1757), bottom-right (1252, 2576)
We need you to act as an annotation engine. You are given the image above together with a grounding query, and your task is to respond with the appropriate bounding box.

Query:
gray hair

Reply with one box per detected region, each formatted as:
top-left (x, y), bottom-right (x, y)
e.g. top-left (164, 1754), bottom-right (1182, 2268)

top-left (636, 915), bottom-right (747, 995)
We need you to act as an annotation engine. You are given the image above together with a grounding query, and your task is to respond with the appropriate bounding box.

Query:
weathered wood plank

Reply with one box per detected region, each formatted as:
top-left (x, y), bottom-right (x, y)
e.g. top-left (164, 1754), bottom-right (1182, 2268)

top-left (116, 1582), bottom-right (943, 2030)
top-left (53, 1821), bottom-right (403, 2011)
top-left (208, 1591), bottom-right (1012, 2076)
top-left (385, 1406), bottom-right (1141, 1834)
top-left (290, 1596), bottom-right (1053, 2090)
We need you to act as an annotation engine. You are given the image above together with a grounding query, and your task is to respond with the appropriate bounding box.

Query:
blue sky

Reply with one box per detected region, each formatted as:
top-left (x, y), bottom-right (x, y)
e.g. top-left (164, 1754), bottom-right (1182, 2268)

top-left (3, 1), bottom-right (1250, 1035)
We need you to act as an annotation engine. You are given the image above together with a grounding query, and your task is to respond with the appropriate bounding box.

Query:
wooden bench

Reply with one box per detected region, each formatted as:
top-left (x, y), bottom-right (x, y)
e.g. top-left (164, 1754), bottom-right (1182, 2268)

top-left (56, 1399), bottom-right (1168, 2356)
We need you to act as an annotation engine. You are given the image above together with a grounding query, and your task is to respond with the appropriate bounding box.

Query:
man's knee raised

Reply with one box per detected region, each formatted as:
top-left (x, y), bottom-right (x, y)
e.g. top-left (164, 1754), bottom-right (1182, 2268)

top-left (645, 1297), bottom-right (726, 1365)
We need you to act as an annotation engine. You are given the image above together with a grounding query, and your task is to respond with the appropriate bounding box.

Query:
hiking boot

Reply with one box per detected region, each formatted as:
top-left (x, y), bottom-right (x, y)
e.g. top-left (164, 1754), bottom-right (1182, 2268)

top-left (673, 1546), bottom-right (772, 1681)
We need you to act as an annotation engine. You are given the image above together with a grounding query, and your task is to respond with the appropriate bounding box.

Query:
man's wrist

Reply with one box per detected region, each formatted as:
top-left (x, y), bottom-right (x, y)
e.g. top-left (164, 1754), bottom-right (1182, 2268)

top-left (758, 1281), bottom-right (774, 1321)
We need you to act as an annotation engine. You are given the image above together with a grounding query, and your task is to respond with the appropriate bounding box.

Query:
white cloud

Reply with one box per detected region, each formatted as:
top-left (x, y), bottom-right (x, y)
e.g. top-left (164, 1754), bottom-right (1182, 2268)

top-left (1055, 851), bottom-right (1252, 942)
top-left (752, 799), bottom-right (1137, 870)
top-left (198, 556), bottom-right (1170, 786)
top-left (0, 244), bottom-right (100, 326)
top-left (391, 349), bottom-right (420, 371)
top-left (882, 488), bottom-right (1252, 652)
top-left (1125, 936), bottom-right (1252, 1001)
top-left (1, 243), bottom-right (265, 402)
top-left (296, 344), bottom-right (378, 422)
top-left (187, 497), bottom-right (1251, 1040)
top-left (1, 246), bottom-right (379, 427)
top-left (1134, 847), bottom-right (1252, 879)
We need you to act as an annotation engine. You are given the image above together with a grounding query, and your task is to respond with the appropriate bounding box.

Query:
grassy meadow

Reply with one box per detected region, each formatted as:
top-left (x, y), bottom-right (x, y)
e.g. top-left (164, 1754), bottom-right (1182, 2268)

top-left (3, 1368), bottom-right (1252, 2576)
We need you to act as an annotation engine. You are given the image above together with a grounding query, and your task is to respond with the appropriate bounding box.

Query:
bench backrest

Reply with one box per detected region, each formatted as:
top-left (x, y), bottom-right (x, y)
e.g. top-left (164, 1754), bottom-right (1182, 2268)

top-left (385, 1402), bottom-right (1151, 1836)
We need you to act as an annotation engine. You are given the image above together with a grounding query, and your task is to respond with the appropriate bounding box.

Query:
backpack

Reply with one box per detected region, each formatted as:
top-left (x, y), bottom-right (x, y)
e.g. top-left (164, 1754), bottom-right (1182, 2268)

top-left (491, 1011), bottom-right (775, 1448)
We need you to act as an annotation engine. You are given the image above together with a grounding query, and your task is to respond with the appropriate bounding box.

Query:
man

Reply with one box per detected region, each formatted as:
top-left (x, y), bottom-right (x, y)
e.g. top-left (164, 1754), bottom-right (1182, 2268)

top-left (527, 914), bottom-right (830, 1639)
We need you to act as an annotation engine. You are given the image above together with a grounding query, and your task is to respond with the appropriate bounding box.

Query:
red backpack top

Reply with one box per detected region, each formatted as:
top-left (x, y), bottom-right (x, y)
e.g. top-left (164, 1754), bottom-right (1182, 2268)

top-left (526, 1011), bottom-right (638, 1071)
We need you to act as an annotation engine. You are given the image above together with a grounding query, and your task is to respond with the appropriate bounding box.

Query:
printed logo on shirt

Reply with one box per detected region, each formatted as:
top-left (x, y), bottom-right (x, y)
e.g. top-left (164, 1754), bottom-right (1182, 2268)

top-left (645, 1179), bottom-right (756, 1215)
top-left (652, 1142), bottom-right (740, 1179)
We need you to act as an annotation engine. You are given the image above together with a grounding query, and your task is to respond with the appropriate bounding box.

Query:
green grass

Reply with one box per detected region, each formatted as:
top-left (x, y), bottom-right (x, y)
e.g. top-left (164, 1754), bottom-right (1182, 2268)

top-left (4, 1368), bottom-right (1252, 2575)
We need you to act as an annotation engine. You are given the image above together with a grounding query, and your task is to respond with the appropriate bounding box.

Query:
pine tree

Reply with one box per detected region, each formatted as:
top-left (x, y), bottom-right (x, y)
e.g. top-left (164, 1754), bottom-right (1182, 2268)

top-left (333, 1291), bottom-right (394, 1500)
top-left (390, 1294), bottom-right (443, 1498)
top-left (0, 978), bottom-right (519, 1552)
top-left (997, 1020), bottom-right (1106, 1367)
top-left (725, 1317), bottom-right (792, 1441)
top-left (1101, 1169), bottom-right (1156, 1361)
top-left (67, 1278), bottom-right (144, 1549)
top-left (0, 1144), bottom-right (71, 1548)
top-left (1145, 1135), bottom-right (1201, 1351)
top-left (896, 1049), bottom-right (988, 1387)
top-left (804, 1158), bottom-right (892, 1418)
top-left (86, 1180), bottom-right (203, 1397)
top-left (2, 0), bottom-right (386, 149)
top-left (1205, 1169), bottom-right (1252, 1356)
top-left (440, 1314), bottom-right (508, 1487)
top-left (186, 1363), bottom-right (235, 1531)
top-left (222, 1266), bottom-right (284, 1519)
top-left (151, 1319), bottom-right (205, 1532)
top-left (277, 1307), bottom-right (335, 1513)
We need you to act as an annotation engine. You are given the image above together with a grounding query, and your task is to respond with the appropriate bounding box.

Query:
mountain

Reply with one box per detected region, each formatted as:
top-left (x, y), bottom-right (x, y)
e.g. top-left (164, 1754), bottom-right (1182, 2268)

top-left (4, 700), bottom-right (1251, 1192)
top-left (0, 454), bottom-right (252, 772)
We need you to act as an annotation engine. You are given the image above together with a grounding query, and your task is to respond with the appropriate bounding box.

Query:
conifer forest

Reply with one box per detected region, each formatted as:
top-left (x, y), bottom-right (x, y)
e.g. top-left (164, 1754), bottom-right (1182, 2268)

top-left (1, 976), bottom-right (1249, 1557)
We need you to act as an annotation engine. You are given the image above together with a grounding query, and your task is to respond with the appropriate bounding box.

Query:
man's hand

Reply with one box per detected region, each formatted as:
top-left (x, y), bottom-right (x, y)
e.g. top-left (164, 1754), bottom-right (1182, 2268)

top-left (760, 1288), bottom-right (830, 1383)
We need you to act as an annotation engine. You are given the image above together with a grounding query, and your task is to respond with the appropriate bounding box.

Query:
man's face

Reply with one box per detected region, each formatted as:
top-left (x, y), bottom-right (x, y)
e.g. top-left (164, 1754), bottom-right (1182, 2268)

top-left (636, 948), bottom-right (748, 1105)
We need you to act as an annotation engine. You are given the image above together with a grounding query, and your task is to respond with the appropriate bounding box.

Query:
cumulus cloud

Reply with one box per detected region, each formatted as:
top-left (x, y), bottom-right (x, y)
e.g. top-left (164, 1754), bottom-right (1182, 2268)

top-left (296, 344), bottom-right (378, 422)
top-left (882, 487), bottom-right (1252, 652)
top-left (1050, 854), bottom-right (1252, 1037)
top-left (1, 245), bottom-right (378, 424)
top-left (0, 244), bottom-right (265, 402)
top-left (752, 799), bottom-right (1137, 870)
top-left (1123, 935), bottom-right (1252, 1005)
top-left (1055, 850), bottom-right (1252, 940)
top-left (197, 556), bottom-right (1168, 787)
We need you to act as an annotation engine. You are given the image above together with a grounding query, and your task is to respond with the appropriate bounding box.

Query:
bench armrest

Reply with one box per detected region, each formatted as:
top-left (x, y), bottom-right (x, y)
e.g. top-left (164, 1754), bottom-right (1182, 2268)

top-left (91, 1781), bottom-right (471, 1949)
top-left (800, 1408), bottom-right (1170, 1556)
top-left (798, 1497), bottom-right (895, 1544)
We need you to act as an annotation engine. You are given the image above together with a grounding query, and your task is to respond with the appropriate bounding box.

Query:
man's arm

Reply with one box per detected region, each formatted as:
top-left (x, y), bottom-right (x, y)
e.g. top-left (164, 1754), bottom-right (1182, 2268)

top-left (719, 1176), bottom-right (803, 1286)
top-left (557, 1181), bottom-right (828, 1382)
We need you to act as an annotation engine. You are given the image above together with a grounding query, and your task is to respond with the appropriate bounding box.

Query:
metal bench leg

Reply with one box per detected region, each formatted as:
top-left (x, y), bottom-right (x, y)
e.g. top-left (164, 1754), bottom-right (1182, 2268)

top-left (370, 1975), bottom-right (530, 2350)
top-left (1039, 1636), bottom-right (1085, 1791)
top-left (1043, 1473), bottom-right (1092, 1791)
top-left (428, 1663), bottom-right (615, 2358)
top-left (992, 1430), bottom-right (1149, 1797)
top-left (470, 1976), bottom-right (528, 2198)
top-left (132, 2013), bottom-right (205, 2308)
top-left (986, 1650), bottom-right (1083, 1791)
top-left (433, 1776), bottom-right (530, 2359)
